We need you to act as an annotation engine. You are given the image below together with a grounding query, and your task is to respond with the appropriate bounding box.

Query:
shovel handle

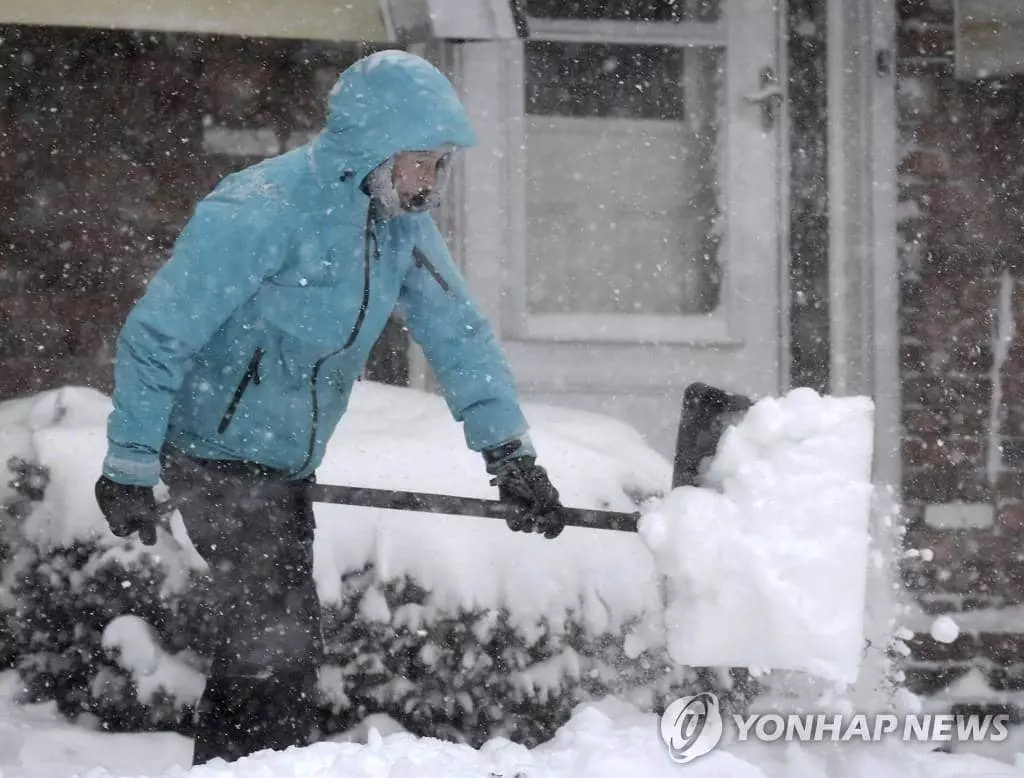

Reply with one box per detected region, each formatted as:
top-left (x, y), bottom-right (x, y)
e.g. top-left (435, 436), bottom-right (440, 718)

top-left (306, 483), bottom-right (641, 533)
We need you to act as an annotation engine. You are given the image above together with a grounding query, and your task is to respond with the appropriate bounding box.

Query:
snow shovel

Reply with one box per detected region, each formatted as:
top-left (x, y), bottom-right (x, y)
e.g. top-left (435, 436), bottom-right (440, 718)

top-left (305, 382), bottom-right (753, 534)
top-left (306, 482), bottom-right (642, 532)
top-left (151, 383), bottom-right (749, 535)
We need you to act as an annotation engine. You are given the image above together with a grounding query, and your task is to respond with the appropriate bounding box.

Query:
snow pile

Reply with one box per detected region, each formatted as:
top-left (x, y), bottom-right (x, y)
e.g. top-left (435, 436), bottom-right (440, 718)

top-left (0, 670), bottom-right (1020, 778)
top-left (638, 388), bottom-right (875, 683)
top-left (0, 383), bottom-right (670, 642)
top-left (310, 382), bottom-right (670, 637)
top-left (0, 386), bottom-right (113, 548)
top-left (63, 697), bottom-right (1024, 778)
top-left (100, 616), bottom-right (206, 706)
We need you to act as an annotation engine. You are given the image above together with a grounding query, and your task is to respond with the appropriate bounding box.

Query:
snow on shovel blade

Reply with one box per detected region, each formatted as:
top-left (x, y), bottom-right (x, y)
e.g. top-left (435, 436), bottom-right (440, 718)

top-left (639, 388), bottom-right (876, 684)
top-left (306, 483), bottom-right (642, 533)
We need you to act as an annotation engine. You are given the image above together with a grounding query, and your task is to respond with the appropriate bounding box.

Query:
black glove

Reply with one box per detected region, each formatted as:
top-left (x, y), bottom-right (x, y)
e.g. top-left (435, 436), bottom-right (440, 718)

top-left (485, 445), bottom-right (565, 539)
top-left (94, 475), bottom-right (159, 546)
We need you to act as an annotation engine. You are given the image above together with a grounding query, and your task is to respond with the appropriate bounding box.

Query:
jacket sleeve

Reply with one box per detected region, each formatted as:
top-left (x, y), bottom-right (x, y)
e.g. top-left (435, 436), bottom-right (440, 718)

top-left (103, 189), bottom-right (291, 486)
top-left (396, 215), bottom-right (534, 454)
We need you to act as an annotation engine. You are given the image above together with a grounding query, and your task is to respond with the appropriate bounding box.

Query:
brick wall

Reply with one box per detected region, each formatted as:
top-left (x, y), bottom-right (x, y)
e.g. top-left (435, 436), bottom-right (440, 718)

top-left (0, 26), bottom-right (406, 401)
top-left (896, 0), bottom-right (1024, 694)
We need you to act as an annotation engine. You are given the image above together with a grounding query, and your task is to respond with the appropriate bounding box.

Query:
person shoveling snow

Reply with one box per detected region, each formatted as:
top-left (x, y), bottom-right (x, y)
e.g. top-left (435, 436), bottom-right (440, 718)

top-left (79, 42), bottom-right (878, 758)
top-left (92, 50), bottom-right (570, 767)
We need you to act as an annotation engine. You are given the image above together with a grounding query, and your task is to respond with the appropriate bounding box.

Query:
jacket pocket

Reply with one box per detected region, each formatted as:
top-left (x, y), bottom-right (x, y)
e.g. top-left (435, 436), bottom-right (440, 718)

top-left (412, 246), bottom-right (454, 297)
top-left (218, 347), bottom-right (264, 434)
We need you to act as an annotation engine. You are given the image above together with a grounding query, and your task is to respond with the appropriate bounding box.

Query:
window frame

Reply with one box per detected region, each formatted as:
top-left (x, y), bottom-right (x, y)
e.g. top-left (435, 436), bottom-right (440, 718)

top-left (506, 12), bottom-right (742, 345)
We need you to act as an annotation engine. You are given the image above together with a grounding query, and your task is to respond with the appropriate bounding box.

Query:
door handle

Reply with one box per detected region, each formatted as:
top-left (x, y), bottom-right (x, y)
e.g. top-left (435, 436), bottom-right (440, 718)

top-left (742, 66), bottom-right (783, 131)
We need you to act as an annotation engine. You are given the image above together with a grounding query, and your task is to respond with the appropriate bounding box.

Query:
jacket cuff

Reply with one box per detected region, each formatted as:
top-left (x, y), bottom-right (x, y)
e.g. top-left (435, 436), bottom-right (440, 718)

top-left (482, 432), bottom-right (536, 474)
top-left (102, 448), bottom-right (162, 487)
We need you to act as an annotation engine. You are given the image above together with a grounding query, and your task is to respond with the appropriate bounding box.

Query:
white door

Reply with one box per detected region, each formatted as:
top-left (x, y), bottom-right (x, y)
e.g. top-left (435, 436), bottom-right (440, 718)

top-left (446, 0), bottom-right (784, 458)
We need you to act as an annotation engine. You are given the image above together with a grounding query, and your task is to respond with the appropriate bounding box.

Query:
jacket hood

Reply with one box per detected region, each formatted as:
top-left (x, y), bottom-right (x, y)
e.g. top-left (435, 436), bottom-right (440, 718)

top-left (310, 50), bottom-right (478, 187)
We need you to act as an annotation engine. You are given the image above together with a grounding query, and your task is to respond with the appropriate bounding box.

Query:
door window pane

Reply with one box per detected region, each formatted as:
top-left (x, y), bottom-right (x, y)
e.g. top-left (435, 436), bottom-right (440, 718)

top-left (524, 42), bottom-right (724, 316)
top-left (527, 42), bottom-right (685, 119)
top-left (525, 0), bottom-right (721, 23)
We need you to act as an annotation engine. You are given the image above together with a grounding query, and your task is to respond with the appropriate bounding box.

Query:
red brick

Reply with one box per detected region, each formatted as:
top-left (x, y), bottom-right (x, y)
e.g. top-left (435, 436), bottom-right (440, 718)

top-left (902, 666), bottom-right (970, 697)
top-left (903, 436), bottom-right (985, 470)
top-left (985, 667), bottom-right (1024, 691)
top-left (903, 467), bottom-right (990, 503)
top-left (899, 527), bottom-right (1024, 599)
top-left (1001, 366), bottom-right (1024, 393)
top-left (997, 501), bottom-right (1024, 532)
top-left (0, 27), bottom-right (382, 402)
top-left (0, 293), bottom-right (123, 360)
top-left (1000, 441), bottom-right (1024, 470)
top-left (997, 471), bottom-right (1024, 496)
top-left (905, 407), bottom-right (990, 438)
top-left (903, 375), bottom-right (991, 413)
top-left (980, 634), bottom-right (1024, 666)
top-left (898, 0), bottom-right (954, 23)
top-left (899, 149), bottom-right (949, 179)
top-left (960, 277), bottom-right (1000, 308)
top-left (1002, 405), bottom-right (1024, 438)
top-left (898, 25), bottom-right (955, 59)
top-left (908, 632), bottom-right (978, 663)
top-left (0, 356), bottom-right (110, 401)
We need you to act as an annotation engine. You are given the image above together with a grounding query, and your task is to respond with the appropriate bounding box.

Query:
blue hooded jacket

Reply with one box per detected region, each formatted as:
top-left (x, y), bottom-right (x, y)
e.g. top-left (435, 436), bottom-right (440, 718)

top-left (103, 51), bottom-right (531, 486)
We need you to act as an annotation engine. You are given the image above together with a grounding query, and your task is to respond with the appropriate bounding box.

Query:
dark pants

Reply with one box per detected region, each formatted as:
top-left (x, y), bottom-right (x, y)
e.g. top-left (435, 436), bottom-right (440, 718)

top-left (161, 449), bottom-right (325, 766)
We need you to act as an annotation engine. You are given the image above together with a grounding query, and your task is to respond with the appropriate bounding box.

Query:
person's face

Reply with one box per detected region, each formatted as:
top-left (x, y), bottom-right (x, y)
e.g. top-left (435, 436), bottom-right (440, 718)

top-left (392, 150), bottom-right (447, 211)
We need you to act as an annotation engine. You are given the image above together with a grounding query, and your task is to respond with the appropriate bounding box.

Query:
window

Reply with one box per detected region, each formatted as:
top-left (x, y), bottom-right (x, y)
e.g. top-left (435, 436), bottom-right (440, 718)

top-left (521, 22), bottom-right (724, 319)
top-left (526, 42), bottom-right (686, 119)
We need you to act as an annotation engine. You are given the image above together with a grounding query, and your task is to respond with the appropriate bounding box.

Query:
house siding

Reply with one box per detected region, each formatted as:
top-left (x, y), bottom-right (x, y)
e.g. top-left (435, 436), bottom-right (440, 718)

top-left (0, 25), bottom-right (406, 401)
top-left (896, 0), bottom-right (1024, 694)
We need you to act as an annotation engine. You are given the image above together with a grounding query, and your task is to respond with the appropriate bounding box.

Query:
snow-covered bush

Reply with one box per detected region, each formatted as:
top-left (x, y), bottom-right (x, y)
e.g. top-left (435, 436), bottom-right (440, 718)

top-left (0, 456), bottom-right (43, 672)
top-left (1, 471), bottom-right (690, 745)
top-left (312, 567), bottom-right (699, 746)
top-left (0, 384), bottom-right (689, 745)
top-left (6, 535), bottom-right (189, 730)
top-left (0, 448), bottom-right (210, 731)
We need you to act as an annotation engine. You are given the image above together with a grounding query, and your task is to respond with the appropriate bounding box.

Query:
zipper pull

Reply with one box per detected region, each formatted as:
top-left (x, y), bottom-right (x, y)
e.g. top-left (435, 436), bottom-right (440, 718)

top-left (252, 347), bottom-right (263, 385)
top-left (366, 202), bottom-right (382, 263)
top-left (371, 225), bottom-right (381, 263)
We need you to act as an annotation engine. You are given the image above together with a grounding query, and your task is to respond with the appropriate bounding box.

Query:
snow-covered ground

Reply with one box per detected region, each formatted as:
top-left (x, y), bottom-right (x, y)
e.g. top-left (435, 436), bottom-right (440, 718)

top-left (0, 382), bottom-right (1021, 776)
top-left (1, 670), bottom-right (1023, 778)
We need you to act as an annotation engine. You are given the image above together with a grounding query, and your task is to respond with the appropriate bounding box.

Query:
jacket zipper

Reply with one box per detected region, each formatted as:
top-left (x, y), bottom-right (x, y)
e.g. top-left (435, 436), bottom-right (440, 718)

top-left (218, 347), bottom-right (264, 434)
top-left (293, 204), bottom-right (376, 477)
top-left (412, 246), bottom-right (452, 295)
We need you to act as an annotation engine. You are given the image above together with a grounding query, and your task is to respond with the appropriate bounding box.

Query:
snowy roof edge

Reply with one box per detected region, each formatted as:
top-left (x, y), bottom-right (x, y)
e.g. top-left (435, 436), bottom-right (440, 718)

top-left (0, 0), bottom-right (521, 43)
